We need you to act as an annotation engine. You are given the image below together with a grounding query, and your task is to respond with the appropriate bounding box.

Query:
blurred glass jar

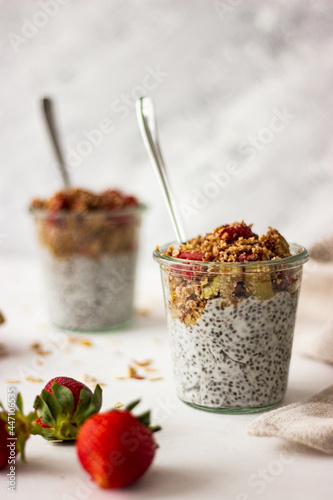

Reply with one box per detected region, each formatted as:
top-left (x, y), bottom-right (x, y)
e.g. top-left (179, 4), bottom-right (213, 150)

top-left (30, 205), bottom-right (146, 331)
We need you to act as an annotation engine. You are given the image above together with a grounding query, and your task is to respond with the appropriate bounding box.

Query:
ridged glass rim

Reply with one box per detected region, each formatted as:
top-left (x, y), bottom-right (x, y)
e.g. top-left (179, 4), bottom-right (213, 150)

top-left (29, 203), bottom-right (148, 219)
top-left (153, 242), bottom-right (309, 270)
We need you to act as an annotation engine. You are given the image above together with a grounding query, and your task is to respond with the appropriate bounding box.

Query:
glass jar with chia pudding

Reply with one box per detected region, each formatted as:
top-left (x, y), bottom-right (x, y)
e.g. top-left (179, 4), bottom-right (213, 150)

top-left (154, 222), bottom-right (309, 413)
top-left (30, 188), bottom-right (146, 331)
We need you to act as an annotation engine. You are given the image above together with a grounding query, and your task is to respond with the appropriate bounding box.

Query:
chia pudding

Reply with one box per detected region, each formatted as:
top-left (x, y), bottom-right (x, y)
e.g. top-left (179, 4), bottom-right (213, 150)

top-left (154, 222), bottom-right (309, 413)
top-left (30, 188), bottom-right (145, 331)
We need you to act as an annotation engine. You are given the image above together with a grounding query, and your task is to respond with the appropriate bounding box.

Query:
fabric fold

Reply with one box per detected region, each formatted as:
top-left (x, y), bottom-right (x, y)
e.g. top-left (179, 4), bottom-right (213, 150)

top-left (248, 385), bottom-right (333, 454)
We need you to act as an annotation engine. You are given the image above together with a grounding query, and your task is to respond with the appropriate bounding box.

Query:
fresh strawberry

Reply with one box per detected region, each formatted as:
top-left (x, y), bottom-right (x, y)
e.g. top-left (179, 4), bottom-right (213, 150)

top-left (33, 376), bottom-right (102, 441)
top-left (220, 222), bottom-right (256, 242)
top-left (0, 393), bottom-right (36, 468)
top-left (0, 417), bottom-right (9, 469)
top-left (76, 399), bottom-right (161, 489)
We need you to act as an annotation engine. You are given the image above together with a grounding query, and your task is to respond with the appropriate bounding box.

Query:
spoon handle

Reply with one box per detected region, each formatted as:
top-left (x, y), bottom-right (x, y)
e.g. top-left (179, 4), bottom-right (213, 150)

top-left (41, 97), bottom-right (71, 188)
top-left (136, 97), bottom-right (186, 244)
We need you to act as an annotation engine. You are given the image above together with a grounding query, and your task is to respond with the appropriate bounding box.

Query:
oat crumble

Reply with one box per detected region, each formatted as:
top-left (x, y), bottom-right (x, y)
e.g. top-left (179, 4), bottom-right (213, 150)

top-left (163, 221), bottom-right (291, 263)
top-left (158, 222), bottom-right (298, 325)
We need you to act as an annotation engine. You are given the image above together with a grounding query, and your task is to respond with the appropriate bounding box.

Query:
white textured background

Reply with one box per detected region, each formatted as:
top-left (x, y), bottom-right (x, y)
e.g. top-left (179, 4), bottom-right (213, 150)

top-left (1, 0), bottom-right (333, 267)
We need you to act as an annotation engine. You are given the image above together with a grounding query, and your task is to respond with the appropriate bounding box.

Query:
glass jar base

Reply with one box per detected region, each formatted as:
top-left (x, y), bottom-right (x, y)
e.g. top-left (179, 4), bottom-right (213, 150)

top-left (51, 318), bottom-right (132, 333)
top-left (180, 398), bottom-right (282, 414)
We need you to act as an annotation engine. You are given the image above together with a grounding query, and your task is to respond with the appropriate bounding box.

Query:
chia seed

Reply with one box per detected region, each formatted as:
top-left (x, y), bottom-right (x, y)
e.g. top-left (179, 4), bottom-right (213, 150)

top-left (40, 250), bottom-right (137, 331)
top-left (168, 292), bottom-right (298, 410)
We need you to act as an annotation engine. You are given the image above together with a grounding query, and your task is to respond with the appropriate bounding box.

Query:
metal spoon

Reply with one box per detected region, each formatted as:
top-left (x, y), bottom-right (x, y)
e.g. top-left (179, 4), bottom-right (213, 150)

top-left (136, 97), bottom-right (186, 244)
top-left (41, 97), bottom-right (71, 188)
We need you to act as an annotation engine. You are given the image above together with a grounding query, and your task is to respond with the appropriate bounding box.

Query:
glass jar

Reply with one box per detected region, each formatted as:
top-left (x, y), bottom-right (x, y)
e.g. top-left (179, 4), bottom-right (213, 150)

top-left (30, 205), bottom-right (146, 331)
top-left (154, 243), bottom-right (309, 413)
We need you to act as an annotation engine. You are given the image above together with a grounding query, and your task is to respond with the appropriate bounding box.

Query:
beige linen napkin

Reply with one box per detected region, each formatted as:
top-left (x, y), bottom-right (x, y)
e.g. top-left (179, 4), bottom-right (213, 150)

top-left (294, 255), bottom-right (333, 364)
top-left (248, 385), bottom-right (333, 454)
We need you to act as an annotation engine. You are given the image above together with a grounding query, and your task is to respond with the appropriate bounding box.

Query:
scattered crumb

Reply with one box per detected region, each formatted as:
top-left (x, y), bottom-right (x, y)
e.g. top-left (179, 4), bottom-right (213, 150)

top-left (30, 342), bottom-right (41, 350)
top-left (0, 310), bottom-right (5, 325)
top-left (25, 376), bottom-right (44, 383)
top-left (133, 359), bottom-right (152, 367)
top-left (30, 341), bottom-right (52, 357)
top-left (0, 343), bottom-right (8, 358)
top-left (82, 374), bottom-right (105, 387)
top-left (82, 374), bottom-right (98, 383)
top-left (113, 402), bottom-right (124, 409)
top-left (152, 338), bottom-right (161, 344)
top-left (114, 359), bottom-right (160, 381)
top-left (127, 366), bottom-right (138, 378)
top-left (79, 339), bottom-right (93, 347)
top-left (149, 377), bottom-right (163, 382)
top-left (6, 379), bottom-right (21, 384)
top-left (68, 336), bottom-right (93, 347)
top-left (135, 307), bottom-right (151, 317)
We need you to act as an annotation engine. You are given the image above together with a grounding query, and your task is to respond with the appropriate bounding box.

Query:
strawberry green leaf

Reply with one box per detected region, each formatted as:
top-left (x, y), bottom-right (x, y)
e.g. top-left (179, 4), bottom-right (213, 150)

top-left (27, 411), bottom-right (38, 423)
top-left (16, 433), bottom-right (27, 462)
top-left (137, 410), bottom-right (151, 427)
top-left (31, 425), bottom-right (61, 440)
top-left (16, 393), bottom-right (23, 413)
top-left (41, 389), bottom-right (64, 421)
top-left (34, 394), bottom-right (56, 426)
top-left (150, 425), bottom-right (162, 433)
top-left (51, 382), bottom-right (74, 416)
top-left (74, 385), bottom-right (102, 423)
top-left (125, 399), bottom-right (141, 412)
top-left (90, 385), bottom-right (102, 412)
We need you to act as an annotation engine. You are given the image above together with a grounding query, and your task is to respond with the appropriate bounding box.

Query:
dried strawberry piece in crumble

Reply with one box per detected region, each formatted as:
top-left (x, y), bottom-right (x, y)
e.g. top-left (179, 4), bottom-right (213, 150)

top-left (177, 250), bottom-right (205, 261)
top-left (219, 222), bottom-right (256, 243)
top-left (238, 253), bottom-right (257, 262)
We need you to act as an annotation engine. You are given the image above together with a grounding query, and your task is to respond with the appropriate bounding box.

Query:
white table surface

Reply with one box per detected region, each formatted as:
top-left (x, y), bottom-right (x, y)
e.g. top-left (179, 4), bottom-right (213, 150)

top-left (0, 256), bottom-right (332, 500)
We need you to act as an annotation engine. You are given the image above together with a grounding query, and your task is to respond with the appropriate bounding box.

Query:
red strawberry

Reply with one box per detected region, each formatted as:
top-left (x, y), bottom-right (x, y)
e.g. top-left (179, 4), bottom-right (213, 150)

top-left (76, 399), bottom-right (161, 489)
top-left (0, 415), bottom-right (12, 469)
top-left (0, 393), bottom-right (36, 468)
top-left (33, 376), bottom-right (102, 441)
top-left (177, 250), bottom-right (205, 261)
top-left (220, 222), bottom-right (255, 243)
top-left (175, 251), bottom-right (205, 280)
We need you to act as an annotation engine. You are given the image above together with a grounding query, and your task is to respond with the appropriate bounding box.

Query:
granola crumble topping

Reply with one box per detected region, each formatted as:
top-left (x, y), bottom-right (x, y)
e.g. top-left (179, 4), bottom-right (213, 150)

top-left (163, 221), bottom-right (291, 263)
top-left (159, 222), bottom-right (295, 325)
top-left (30, 188), bottom-right (142, 258)
top-left (31, 188), bottom-right (139, 212)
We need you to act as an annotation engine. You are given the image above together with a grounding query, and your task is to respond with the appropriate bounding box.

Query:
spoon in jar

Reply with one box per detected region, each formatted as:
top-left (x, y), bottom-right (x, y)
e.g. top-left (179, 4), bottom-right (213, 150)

top-left (41, 97), bottom-right (71, 188)
top-left (136, 96), bottom-right (186, 244)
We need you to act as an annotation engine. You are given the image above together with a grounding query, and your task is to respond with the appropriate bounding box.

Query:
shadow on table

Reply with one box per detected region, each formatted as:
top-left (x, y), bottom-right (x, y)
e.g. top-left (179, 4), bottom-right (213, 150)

top-left (276, 440), bottom-right (333, 459)
top-left (133, 464), bottom-right (218, 498)
top-left (282, 385), bottom-right (317, 406)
